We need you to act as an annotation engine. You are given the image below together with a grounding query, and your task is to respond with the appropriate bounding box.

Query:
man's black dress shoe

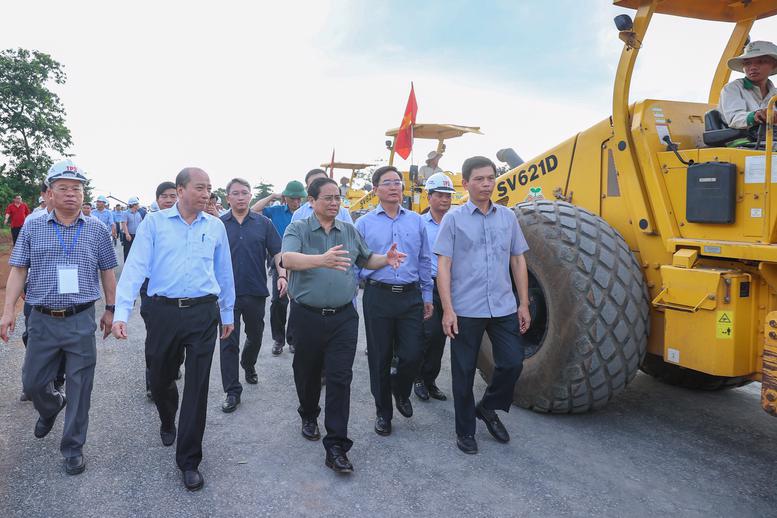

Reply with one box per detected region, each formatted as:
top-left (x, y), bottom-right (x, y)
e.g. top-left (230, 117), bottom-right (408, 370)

top-left (34, 394), bottom-right (66, 438)
top-left (476, 403), bottom-right (510, 443)
top-left (325, 446), bottom-right (354, 473)
top-left (146, 388), bottom-right (154, 401)
top-left (427, 383), bottom-right (447, 401)
top-left (272, 342), bottom-right (283, 356)
top-left (413, 379), bottom-right (429, 401)
top-left (457, 435), bottom-right (478, 454)
top-left (160, 425), bottom-right (176, 447)
top-left (54, 380), bottom-right (65, 396)
top-left (183, 469), bottom-right (204, 491)
top-left (221, 394), bottom-right (240, 413)
top-left (301, 418), bottom-right (321, 441)
top-left (394, 394), bottom-right (413, 418)
top-left (374, 415), bottom-right (391, 436)
top-left (64, 454), bottom-right (86, 475)
top-left (20, 392), bottom-right (29, 402)
top-left (244, 367), bottom-right (258, 385)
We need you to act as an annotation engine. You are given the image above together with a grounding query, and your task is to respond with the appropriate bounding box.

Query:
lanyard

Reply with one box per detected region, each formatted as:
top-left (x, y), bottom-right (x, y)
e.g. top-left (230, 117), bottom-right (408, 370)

top-left (53, 219), bottom-right (84, 262)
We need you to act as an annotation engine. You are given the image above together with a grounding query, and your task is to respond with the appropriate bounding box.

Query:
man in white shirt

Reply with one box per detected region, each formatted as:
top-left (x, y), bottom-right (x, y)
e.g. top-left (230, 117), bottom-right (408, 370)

top-left (719, 40), bottom-right (777, 129)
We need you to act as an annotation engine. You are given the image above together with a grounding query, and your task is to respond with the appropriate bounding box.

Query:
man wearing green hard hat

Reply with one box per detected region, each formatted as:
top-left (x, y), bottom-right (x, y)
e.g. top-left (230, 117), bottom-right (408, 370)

top-left (251, 180), bottom-right (306, 355)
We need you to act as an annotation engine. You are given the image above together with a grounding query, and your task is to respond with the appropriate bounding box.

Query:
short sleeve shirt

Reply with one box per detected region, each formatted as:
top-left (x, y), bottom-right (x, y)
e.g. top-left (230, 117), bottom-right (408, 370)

top-left (281, 214), bottom-right (372, 308)
top-left (434, 201), bottom-right (529, 318)
top-left (5, 203), bottom-right (30, 227)
top-left (262, 204), bottom-right (294, 239)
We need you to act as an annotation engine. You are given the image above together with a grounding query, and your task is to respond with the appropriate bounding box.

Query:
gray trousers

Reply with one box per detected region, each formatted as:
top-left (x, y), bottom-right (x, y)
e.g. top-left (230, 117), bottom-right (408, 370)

top-left (22, 305), bottom-right (97, 458)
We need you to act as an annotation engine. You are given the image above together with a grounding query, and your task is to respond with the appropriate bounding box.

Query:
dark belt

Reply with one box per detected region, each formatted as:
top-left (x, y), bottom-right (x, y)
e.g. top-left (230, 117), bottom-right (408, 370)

top-left (366, 279), bottom-right (418, 293)
top-left (151, 294), bottom-right (218, 308)
top-left (294, 300), bottom-right (352, 316)
top-left (34, 301), bottom-right (95, 318)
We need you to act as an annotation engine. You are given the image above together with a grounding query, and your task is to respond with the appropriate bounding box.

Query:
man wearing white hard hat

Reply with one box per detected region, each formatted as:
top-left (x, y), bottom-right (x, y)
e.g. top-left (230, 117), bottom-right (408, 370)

top-left (414, 173), bottom-right (457, 403)
top-left (719, 40), bottom-right (777, 129)
top-left (0, 159), bottom-right (118, 475)
top-left (121, 196), bottom-right (143, 261)
top-left (418, 150), bottom-right (444, 184)
top-left (93, 195), bottom-right (116, 238)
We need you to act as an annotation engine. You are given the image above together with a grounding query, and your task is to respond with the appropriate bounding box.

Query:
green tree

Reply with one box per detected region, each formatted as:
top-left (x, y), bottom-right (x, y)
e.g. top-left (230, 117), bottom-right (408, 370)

top-left (0, 48), bottom-right (72, 206)
top-left (251, 180), bottom-right (274, 205)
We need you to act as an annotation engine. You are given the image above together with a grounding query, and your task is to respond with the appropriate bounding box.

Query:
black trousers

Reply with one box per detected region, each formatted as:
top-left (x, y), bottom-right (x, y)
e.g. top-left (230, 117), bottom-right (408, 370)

top-left (122, 234), bottom-right (135, 261)
top-left (451, 314), bottom-right (525, 437)
top-left (419, 283), bottom-right (446, 385)
top-left (289, 301), bottom-right (358, 452)
top-left (145, 298), bottom-right (219, 471)
top-left (11, 226), bottom-right (21, 244)
top-left (362, 284), bottom-right (424, 420)
top-left (219, 294), bottom-right (266, 396)
top-left (269, 264), bottom-right (288, 345)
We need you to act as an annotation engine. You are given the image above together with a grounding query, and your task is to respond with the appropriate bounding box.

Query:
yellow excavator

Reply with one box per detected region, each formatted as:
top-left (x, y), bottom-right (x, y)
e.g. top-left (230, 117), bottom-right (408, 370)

top-left (348, 123), bottom-right (478, 217)
top-left (478, 0), bottom-right (777, 416)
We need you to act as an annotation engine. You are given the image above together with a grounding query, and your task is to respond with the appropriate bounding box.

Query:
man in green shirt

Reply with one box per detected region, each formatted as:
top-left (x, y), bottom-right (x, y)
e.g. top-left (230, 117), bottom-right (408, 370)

top-left (281, 177), bottom-right (404, 474)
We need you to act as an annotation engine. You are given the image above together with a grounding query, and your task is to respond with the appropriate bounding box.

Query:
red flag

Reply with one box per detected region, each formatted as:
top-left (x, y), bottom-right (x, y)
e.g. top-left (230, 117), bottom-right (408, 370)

top-left (394, 83), bottom-right (417, 160)
top-left (329, 148), bottom-right (335, 178)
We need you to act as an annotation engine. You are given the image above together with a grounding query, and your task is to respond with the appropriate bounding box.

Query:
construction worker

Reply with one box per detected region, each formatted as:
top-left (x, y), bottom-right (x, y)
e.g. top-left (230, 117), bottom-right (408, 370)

top-left (281, 176), bottom-right (405, 473)
top-left (251, 180), bottom-right (307, 355)
top-left (355, 165), bottom-right (433, 437)
top-left (0, 159), bottom-right (117, 475)
top-left (720, 40), bottom-right (777, 129)
top-left (435, 156), bottom-right (530, 455)
top-left (418, 151), bottom-right (443, 184)
top-left (414, 173), bottom-right (456, 402)
top-left (93, 195), bottom-right (116, 238)
top-left (121, 197), bottom-right (143, 261)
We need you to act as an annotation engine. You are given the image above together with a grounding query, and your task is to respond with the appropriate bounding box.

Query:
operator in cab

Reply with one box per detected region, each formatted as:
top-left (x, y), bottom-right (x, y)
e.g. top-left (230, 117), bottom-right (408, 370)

top-left (719, 41), bottom-right (777, 129)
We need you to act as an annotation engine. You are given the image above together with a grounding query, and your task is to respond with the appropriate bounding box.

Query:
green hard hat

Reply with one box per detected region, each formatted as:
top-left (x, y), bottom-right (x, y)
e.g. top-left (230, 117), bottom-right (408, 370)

top-left (282, 180), bottom-right (306, 198)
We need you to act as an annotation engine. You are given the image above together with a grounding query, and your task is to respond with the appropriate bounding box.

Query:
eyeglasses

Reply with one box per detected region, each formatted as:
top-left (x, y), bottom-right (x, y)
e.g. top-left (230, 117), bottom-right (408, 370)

top-left (379, 180), bottom-right (404, 188)
top-left (318, 195), bottom-right (342, 203)
top-left (53, 185), bottom-right (84, 193)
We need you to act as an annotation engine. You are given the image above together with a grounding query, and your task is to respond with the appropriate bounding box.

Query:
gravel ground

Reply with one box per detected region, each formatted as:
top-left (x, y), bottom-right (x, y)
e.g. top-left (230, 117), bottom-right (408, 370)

top-left (1, 247), bottom-right (776, 517)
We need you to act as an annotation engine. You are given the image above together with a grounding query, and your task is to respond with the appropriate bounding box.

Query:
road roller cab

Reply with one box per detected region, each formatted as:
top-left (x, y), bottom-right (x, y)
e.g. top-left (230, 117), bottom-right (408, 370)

top-left (480, 0), bottom-right (777, 416)
top-left (348, 123), bottom-right (477, 217)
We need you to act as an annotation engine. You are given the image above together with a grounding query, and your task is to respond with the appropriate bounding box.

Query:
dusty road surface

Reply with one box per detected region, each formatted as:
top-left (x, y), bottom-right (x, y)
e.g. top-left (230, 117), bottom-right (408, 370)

top-left (1, 248), bottom-right (776, 517)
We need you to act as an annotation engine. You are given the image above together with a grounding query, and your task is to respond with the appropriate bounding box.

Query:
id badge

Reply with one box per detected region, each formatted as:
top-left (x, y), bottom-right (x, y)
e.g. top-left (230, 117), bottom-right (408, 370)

top-left (57, 264), bottom-right (79, 294)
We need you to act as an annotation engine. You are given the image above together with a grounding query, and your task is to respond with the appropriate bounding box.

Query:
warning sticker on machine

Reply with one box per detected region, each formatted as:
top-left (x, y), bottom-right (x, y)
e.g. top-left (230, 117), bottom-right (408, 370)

top-left (716, 311), bottom-right (734, 339)
top-left (744, 155), bottom-right (777, 183)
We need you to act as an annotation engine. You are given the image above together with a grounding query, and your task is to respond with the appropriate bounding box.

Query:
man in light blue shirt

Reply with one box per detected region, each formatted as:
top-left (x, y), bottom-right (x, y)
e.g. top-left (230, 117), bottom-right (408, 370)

top-left (414, 172), bottom-right (456, 403)
top-left (112, 167), bottom-right (235, 491)
top-left (93, 195), bottom-right (116, 239)
top-left (355, 165), bottom-right (433, 437)
top-left (121, 197), bottom-right (144, 262)
top-left (434, 156), bottom-right (531, 455)
top-left (291, 169), bottom-right (353, 224)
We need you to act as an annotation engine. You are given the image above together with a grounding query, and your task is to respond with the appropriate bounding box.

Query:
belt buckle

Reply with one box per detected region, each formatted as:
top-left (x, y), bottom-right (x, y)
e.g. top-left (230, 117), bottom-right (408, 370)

top-left (51, 309), bottom-right (67, 318)
top-left (178, 298), bottom-right (191, 308)
top-left (321, 308), bottom-right (336, 316)
top-left (391, 285), bottom-right (403, 293)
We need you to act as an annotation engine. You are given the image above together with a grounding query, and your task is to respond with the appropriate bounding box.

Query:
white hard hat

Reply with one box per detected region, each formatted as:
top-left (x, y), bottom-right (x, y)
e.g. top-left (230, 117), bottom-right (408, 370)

top-left (96, 195), bottom-right (108, 203)
top-left (46, 159), bottom-right (87, 186)
top-left (424, 172), bottom-right (456, 193)
top-left (127, 196), bottom-right (140, 206)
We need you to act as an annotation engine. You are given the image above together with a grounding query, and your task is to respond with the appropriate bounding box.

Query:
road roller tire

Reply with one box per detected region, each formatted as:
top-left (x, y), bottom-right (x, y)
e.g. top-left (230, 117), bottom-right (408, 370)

top-left (477, 201), bottom-right (650, 413)
top-left (640, 353), bottom-right (752, 390)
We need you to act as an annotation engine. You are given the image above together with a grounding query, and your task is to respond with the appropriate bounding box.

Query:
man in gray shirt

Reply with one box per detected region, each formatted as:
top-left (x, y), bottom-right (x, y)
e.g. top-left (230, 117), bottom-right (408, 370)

top-left (281, 176), bottom-right (404, 474)
top-left (434, 156), bottom-right (531, 455)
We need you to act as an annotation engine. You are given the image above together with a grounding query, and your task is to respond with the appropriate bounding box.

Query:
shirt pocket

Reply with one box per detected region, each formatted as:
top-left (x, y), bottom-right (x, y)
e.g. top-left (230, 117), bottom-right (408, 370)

top-left (195, 235), bottom-right (216, 258)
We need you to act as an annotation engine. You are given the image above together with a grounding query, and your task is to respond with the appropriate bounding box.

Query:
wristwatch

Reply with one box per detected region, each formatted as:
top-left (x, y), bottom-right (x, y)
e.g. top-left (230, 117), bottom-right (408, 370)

top-left (105, 305), bottom-right (115, 312)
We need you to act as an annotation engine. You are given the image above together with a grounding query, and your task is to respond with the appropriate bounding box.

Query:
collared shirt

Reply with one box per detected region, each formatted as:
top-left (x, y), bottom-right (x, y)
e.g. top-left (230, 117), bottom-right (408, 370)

top-left (123, 210), bottom-right (143, 234)
top-left (281, 214), bottom-right (372, 308)
top-left (5, 203), bottom-right (30, 227)
top-left (113, 210), bottom-right (125, 223)
top-left (291, 201), bottom-right (353, 226)
top-left (355, 204), bottom-right (432, 303)
top-left (25, 208), bottom-right (50, 225)
top-left (719, 77), bottom-right (777, 129)
top-left (418, 165), bottom-right (443, 182)
top-left (422, 211), bottom-right (445, 278)
top-left (10, 211), bottom-right (117, 307)
top-left (92, 208), bottom-right (114, 228)
top-left (262, 204), bottom-right (295, 238)
top-left (434, 200), bottom-right (529, 318)
top-left (114, 203), bottom-right (236, 324)
top-left (221, 210), bottom-right (281, 297)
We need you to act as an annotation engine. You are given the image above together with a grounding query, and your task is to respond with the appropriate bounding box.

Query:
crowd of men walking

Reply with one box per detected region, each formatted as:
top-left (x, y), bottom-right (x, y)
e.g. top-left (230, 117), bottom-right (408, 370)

top-left (0, 156), bottom-right (531, 491)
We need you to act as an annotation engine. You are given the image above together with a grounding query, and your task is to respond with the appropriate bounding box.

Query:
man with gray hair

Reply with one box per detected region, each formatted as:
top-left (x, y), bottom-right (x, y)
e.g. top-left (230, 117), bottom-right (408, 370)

top-left (0, 159), bottom-right (117, 475)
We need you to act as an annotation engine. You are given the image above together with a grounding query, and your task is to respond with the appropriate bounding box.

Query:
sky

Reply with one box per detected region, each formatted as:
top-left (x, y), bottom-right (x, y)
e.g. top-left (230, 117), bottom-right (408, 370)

top-left (2, 0), bottom-right (777, 204)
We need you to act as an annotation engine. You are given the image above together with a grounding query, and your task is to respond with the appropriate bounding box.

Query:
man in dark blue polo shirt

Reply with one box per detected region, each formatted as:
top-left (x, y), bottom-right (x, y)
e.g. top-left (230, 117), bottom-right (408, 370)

top-left (220, 178), bottom-right (284, 412)
top-left (251, 180), bottom-right (306, 355)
